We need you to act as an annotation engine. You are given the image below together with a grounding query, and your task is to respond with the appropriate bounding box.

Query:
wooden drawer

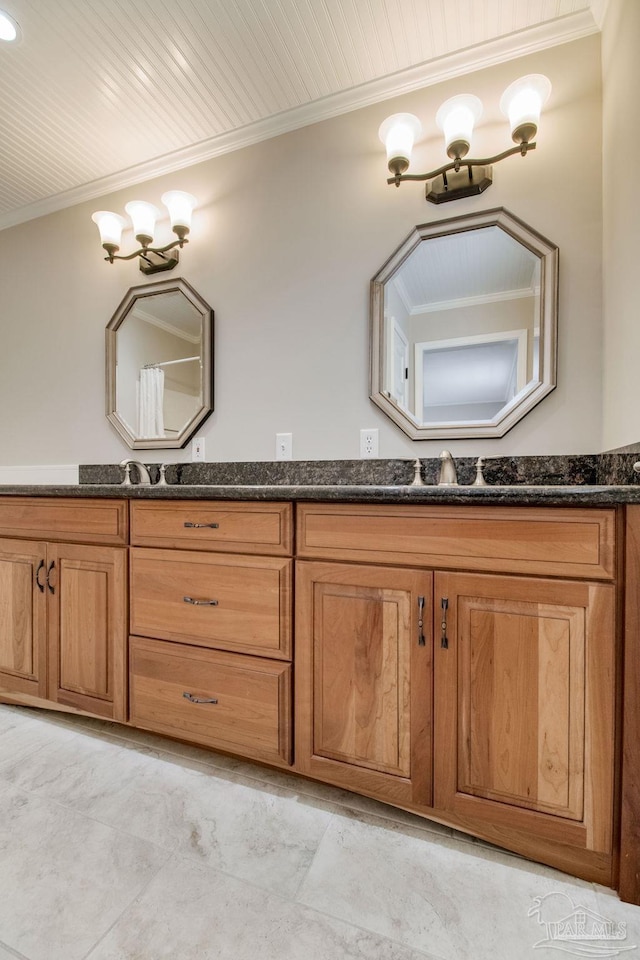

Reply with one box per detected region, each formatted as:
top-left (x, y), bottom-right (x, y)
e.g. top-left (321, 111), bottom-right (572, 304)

top-left (131, 501), bottom-right (292, 555)
top-left (129, 636), bottom-right (292, 766)
top-left (297, 504), bottom-right (616, 579)
top-left (0, 497), bottom-right (128, 545)
top-left (130, 547), bottom-right (292, 659)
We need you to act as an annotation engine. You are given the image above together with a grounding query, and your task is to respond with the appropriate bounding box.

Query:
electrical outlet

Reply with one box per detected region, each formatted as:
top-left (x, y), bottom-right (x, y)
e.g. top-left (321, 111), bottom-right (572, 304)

top-left (276, 432), bottom-right (293, 461)
top-left (192, 436), bottom-right (205, 461)
top-left (360, 428), bottom-right (379, 458)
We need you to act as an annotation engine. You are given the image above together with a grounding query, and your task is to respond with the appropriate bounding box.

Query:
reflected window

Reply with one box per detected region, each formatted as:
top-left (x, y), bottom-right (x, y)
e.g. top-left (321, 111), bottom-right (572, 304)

top-left (370, 208), bottom-right (558, 440)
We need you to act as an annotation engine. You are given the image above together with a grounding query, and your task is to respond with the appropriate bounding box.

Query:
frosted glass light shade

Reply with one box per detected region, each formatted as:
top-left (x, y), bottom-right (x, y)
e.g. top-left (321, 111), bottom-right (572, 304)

top-left (91, 211), bottom-right (126, 248)
top-left (435, 94), bottom-right (482, 159)
top-left (378, 113), bottom-right (422, 173)
top-left (124, 200), bottom-right (161, 242)
top-left (161, 191), bottom-right (197, 231)
top-left (500, 74), bottom-right (551, 143)
top-left (0, 10), bottom-right (19, 41)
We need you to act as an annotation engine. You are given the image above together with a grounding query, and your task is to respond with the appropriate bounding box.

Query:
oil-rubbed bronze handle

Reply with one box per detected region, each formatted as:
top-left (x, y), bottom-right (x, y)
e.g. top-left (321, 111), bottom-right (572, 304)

top-left (441, 597), bottom-right (449, 649)
top-left (35, 559), bottom-right (45, 593)
top-left (184, 521), bottom-right (219, 529)
top-left (417, 596), bottom-right (426, 646)
top-left (46, 560), bottom-right (56, 595)
top-left (183, 692), bottom-right (218, 704)
top-left (183, 596), bottom-right (218, 606)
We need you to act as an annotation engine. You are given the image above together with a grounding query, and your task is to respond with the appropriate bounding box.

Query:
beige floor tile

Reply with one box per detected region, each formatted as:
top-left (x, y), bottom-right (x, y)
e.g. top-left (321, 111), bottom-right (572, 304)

top-left (36, 708), bottom-right (454, 840)
top-left (0, 779), bottom-right (168, 960)
top-left (298, 810), bottom-right (602, 960)
top-left (85, 855), bottom-right (438, 960)
top-left (0, 717), bottom-right (333, 899)
top-left (592, 886), bottom-right (640, 956)
top-left (0, 710), bottom-right (80, 776)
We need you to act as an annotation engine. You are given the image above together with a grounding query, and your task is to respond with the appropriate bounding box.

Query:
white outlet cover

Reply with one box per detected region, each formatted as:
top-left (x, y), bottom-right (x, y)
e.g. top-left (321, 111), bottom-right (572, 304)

top-left (276, 432), bottom-right (293, 461)
top-left (360, 428), bottom-right (379, 458)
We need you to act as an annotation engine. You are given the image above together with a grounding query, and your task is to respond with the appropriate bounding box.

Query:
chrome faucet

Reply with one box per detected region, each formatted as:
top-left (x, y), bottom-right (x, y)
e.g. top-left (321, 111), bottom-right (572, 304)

top-left (437, 450), bottom-right (458, 486)
top-left (120, 458), bottom-right (152, 486)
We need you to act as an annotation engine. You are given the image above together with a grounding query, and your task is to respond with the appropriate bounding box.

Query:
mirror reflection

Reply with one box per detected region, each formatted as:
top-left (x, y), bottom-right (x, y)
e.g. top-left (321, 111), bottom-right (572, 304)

top-left (371, 208), bottom-right (558, 440)
top-left (106, 278), bottom-right (213, 449)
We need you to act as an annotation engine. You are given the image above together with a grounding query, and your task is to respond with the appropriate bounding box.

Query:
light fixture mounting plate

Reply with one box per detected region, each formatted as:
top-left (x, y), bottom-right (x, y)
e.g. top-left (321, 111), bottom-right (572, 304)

top-left (139, 249), bottom-right (180, 275)
top-left (426, 164), bottom-right (493, 204)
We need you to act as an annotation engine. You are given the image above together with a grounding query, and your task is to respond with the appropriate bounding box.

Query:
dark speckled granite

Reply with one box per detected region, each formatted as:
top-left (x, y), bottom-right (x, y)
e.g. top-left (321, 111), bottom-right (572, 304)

top-left (36, 452), bottom-right (633, 505)
top-left (79, 452), bottom-right (640, 488)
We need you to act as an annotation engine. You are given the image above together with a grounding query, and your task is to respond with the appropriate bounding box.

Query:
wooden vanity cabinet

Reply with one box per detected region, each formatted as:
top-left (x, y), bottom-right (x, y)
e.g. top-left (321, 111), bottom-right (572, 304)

top-left (296, 502), bottom-right (618, 885)
top-left (433, 571), bottom-right (616, 880)
top-left (295, 560), bottom-right (432, 806)
top-left (0, 498), bottom-right (128, 720)
top-left (0, 538), bottom-right (47, 699)
top-left (128, 500), bottom-right (294, 768)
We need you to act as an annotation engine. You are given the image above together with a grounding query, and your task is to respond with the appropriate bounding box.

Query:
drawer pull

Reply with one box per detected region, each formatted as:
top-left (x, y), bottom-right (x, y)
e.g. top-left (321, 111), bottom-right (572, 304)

top-left (183, 596), bottom-right (219, 606)
top-left (184, 521), bottom-right (220, 529)
top-left (182, 692), bottom-right (218, 705)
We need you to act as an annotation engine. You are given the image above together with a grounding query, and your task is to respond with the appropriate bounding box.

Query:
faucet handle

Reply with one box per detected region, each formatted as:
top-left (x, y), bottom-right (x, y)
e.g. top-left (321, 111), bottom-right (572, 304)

top-left (157, 464), bottom-right (169, 486)
top-left (472, 457), bottom-right (488, 487)
top-left (121, 463), bottom-right (132, 487)
top-left (409, 457), bottom-right (425, 487)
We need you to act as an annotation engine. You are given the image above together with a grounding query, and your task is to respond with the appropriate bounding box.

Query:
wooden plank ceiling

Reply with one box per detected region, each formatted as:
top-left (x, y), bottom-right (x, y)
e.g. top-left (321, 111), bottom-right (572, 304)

top-left (0, 0), bottom-right (602, 227)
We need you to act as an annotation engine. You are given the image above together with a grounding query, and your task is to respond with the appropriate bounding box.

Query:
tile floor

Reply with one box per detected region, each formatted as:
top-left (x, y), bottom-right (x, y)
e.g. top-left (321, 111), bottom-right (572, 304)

top-left (0, 702), bottom-right (639, 960)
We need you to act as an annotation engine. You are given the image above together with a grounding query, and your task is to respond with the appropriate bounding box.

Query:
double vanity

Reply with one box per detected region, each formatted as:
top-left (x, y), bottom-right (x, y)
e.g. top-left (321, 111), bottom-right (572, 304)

top-left (1, 455), bottom-right (640, 905)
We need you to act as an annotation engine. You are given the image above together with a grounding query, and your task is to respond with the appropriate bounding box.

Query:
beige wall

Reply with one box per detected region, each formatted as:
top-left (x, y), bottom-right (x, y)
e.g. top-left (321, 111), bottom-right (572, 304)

top-left (0, 36), bottom-right (603, 464)
top-left (601, 0), bottom-right (640, 450)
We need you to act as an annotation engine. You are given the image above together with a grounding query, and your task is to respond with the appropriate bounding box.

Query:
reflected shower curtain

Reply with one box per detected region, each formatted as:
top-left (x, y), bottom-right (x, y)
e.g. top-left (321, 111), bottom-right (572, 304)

top-left (138, 366), bottom-right (165, 437)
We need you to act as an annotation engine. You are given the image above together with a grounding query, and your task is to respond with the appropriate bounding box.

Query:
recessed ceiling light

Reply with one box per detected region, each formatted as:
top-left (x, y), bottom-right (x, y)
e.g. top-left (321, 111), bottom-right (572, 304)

top-left (0, 9), bottom-right (20, 42)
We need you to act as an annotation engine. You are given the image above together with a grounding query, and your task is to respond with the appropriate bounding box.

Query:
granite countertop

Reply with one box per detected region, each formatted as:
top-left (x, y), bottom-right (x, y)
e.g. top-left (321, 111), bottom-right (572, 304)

top-left (0, 481), bottom-right (639, 506)
top-left (1, 453), bottom-right (639, 506)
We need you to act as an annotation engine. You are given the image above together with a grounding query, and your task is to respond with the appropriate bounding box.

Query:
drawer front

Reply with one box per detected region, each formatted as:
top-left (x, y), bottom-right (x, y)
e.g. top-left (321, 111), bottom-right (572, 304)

top-left (0, 498), bottom-right (128, 545)
top-left (131, 501), bottom-right (293, 555)
top-left (130, 548), bottom-right (292, 658)
top-left (297, 504), bottom-right (616, 579)
top-left (130, 636), bottom-right (292, 765)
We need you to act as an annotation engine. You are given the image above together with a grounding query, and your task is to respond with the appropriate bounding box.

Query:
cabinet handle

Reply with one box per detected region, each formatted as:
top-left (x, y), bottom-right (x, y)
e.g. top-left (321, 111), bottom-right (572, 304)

top-left (35, 559), bottom-right (45, 593)
top-left (184, 521), bottom-right (219, 529)
top-left (46, 560), bottom-right (56, 595)
top-left (440, 597), bottom-right (449, 649)
top-left (183, 596), bottom-right (219, 606)
top-left (183, 692), bottom-right (218, 705)
top-left (417, 596), bottom-right (426, 646)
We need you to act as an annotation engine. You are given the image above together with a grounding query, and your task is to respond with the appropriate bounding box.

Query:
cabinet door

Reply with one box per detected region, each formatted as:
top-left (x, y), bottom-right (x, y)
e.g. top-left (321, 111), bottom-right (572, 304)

top-left (0, 539), bottom-right (47, 698)
top-left (296, 561), bottom-right (432, 807)
top-left (47, 543), bottom-right (127, 721)
top-left (434, 572), bottom-right (616, 856)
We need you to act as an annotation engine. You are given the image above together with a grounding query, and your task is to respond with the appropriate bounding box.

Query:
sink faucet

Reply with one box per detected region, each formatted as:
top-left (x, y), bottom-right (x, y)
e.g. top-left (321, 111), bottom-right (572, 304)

top-left (437, 450), bottom-right (458, 486)
top-left (120, 458), bottom-right (152, 486)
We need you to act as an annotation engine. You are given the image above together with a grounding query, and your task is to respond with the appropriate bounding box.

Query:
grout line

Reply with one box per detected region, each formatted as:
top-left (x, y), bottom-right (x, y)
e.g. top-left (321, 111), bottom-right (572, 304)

top-left (0, 939), bottom-right (31, 960)
top-left (79, 856), bottom-right (171, 960)
top-left (288, 808), bottom-right (335, 901)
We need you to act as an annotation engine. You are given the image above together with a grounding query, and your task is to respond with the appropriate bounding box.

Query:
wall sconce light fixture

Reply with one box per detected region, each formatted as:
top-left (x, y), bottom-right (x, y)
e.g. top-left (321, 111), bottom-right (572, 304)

top-left (92, 191), bottom-right (197, 274)
top-left (378, 75), bottom-right (551, 204)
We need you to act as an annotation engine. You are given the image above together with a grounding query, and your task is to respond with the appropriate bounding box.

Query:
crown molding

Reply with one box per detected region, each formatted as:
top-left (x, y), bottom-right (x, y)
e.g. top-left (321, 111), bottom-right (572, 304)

top-left (0, 8), bottom-right (599, 232)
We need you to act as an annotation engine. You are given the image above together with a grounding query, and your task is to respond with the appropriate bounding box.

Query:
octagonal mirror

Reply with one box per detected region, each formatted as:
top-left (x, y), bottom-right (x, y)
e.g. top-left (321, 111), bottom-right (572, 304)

top-left (370, 207), bottom-right (558, 439)
top-left (106, 277), bottom-right (213, 449)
